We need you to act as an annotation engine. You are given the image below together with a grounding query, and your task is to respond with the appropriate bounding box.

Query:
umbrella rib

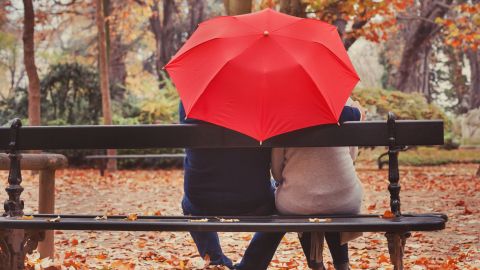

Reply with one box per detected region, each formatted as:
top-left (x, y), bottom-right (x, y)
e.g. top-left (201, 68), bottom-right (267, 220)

top-left (184, 58), bottom-right (233, 117)
top-left (185, 36), bottom-right (265, 117)
top-left (269, 38), bottom-right (339, 121)
top-left (167, 34), bottom-right (260, 68)
top-left (232, 16), bottom-right (264, 32)
top-left (271, 33), bottom-right (359, 80)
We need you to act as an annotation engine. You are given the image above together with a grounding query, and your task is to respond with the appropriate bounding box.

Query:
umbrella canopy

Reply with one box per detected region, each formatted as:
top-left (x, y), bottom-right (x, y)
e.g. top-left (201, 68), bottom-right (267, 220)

top-left (165, 8), bottom-right (359, 142)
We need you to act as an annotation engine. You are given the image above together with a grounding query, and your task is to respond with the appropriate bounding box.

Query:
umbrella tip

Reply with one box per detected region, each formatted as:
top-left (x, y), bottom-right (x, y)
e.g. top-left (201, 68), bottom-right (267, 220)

top-left (259, 140), bottom-right (263, 145)
top-left (337, 122), bottom-right (340, 126)
top-left (263, 30), bottom-right (269, 36)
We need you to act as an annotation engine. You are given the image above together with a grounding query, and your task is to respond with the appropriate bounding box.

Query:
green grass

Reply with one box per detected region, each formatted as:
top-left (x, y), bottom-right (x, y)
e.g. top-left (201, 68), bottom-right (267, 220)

top-left (358, 147), bottom-right (480, 166)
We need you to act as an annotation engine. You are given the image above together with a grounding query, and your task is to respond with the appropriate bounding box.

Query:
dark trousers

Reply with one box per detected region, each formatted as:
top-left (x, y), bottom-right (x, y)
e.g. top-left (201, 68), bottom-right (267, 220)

top-left (299, 232), bottom-right (349, 268)
top-left (182, 195), bottom-right (283, 270)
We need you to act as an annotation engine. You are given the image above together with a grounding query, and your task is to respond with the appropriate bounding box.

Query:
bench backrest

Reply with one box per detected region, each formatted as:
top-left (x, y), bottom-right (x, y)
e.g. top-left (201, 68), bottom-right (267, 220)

top-left (0, 119), bottom-right (443, 150)
top-left (0, 114), bottom-right (444, 218)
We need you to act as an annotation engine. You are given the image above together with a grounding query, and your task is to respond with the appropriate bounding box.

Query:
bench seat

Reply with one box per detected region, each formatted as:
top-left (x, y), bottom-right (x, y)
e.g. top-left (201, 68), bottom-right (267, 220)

top-left (0, 213), bottom-right (446, 232)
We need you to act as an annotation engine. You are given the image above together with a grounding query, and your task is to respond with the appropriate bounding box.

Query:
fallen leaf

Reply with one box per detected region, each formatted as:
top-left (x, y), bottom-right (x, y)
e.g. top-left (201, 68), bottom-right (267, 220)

top-left (189, 218), bottom-right (208, 222)
top-left (381, 210), bottom-right (395, 218)
top-left (308, 218), bottom-right (332, 223)
top-left (47, 216), bottom-right (61, 222)
top-left (219, 218), bottom-right (240, 222)
top-left (96, 253), bottom-right (107, 260)
top-left (204, 253), bottom-right (211, 267)
top-left (71, 238), bottom-right (79, 246)
top-left (378, 254), bottom-right (390, 264)
top-left (125, 213), bottom-right (138, 221)
top-left (463, 206), bottom-right (473, 215)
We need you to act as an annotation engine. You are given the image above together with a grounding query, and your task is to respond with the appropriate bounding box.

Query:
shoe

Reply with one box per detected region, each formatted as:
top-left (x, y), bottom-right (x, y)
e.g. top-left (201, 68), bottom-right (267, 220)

top-left (209, 255), bottom-right (233, 269)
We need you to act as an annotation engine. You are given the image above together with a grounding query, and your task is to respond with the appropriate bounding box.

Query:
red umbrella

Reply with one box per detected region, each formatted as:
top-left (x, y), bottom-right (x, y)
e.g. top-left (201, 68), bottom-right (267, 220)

top-left (165, 8), bottom-right (359, 142)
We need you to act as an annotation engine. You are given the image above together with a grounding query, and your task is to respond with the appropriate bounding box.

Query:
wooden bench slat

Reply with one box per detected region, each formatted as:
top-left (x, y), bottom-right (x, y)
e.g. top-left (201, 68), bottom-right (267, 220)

top-left (0, 121), bottom-right (444, 150)
top-left (0, 214), bottom-right (446, 232)
top-left (85, 154), bottom-right (185, 159)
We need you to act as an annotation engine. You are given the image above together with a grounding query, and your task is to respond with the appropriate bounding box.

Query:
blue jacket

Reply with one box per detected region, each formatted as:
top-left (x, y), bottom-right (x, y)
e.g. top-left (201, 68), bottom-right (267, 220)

top-left (179, 103), bottom-right (360, 213)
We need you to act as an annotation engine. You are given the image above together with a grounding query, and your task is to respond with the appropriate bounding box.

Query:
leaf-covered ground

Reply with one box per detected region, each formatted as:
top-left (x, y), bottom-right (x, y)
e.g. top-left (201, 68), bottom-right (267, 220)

top-left (1, 162), bottom-right (478, 269)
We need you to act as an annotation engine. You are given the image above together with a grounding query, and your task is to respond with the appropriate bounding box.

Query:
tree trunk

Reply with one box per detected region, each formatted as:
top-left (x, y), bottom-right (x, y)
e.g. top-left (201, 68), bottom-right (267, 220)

top-left (150, 0), bottom-right (179, 84)
top-left (96, 0), bottom-right (116, 170)
top-left (443, 47), bottom-right (469, 113)
top-left (396, 0), bottom-right (452, 93)
top-left (223, 0), bottom-right (252, 15)
top-left (188, 0), bottom-right (205, 35)
top-left (279, 0), bottom-right (306, 17)
top-left (466, 49), bottom-right (480, 109)
top-left (22, 0), bottom-right (40, 126)
top-left (109, 31), bottom-right (128, 101)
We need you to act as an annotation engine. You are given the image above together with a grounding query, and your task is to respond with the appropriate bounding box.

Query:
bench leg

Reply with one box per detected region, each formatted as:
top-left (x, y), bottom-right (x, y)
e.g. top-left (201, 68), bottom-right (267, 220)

top-left (99, 159), bottom-right (106, 176)
top-left (38, 169), bottom-right (55, 259)
top-left (385, 232), bottom-right (410, 270)
top-left (0, 229), bottom-right (44, 270)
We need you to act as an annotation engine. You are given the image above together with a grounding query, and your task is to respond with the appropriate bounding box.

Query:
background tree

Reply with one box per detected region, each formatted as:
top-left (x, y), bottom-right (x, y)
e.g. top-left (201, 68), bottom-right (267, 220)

top-left (22, 0), bottom-right (41, 126)
top-left (435, 1), bottom-right (480, 109)
top-left (96, 0), bottom-right (116, 170)
top-left (395, 0), bottom-right (453, 96)
top-left (224, 0), bottom-right (252, 15)
top-left (261, 0), bottom-right (411, 50)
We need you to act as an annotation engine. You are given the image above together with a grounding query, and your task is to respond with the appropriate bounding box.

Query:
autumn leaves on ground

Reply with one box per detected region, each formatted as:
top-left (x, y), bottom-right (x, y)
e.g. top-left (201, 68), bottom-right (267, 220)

top-left (1, 160), bottom-right (478, 269)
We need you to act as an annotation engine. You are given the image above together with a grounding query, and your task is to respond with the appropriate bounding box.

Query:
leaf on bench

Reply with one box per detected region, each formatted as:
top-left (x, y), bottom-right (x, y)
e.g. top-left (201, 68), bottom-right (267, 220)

top-left (94, 215), bottom-right (108, 220)
top-left (219, 218), bottom-right (240, 222)
top-left (47, 216), bottom-right (61, 222)
top-left (189, 218), bottom-right (209, 222)
top-left (20, 215), bottom-right (34, 220)
top-left (124, 213), bottom-right (138, 221)
top-left (381, 210), bottom-right (395, 219)
top-left (308, 218), bottom-right (332, 223)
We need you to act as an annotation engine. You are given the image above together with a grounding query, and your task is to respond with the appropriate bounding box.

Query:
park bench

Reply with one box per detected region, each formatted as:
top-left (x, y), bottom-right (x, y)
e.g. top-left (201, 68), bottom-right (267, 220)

top-left (0, 153), bottom-right (67, 259)
top-left (0, 113), bottom-right (446, 270)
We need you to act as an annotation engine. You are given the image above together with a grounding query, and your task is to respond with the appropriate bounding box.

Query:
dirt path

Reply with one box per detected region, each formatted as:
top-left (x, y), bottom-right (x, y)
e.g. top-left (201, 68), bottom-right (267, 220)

top-left (1, 163), bottom-right (478, 269)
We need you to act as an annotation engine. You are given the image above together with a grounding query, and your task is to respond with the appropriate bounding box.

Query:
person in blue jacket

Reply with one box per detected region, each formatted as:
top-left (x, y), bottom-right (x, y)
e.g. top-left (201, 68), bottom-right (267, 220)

top-left (179, 102), bottom-right (361, 270)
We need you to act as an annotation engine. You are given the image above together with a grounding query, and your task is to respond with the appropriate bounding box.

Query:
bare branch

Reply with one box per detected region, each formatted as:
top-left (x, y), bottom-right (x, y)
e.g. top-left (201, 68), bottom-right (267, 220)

top-left (396, 15), bottom-right (437, 24)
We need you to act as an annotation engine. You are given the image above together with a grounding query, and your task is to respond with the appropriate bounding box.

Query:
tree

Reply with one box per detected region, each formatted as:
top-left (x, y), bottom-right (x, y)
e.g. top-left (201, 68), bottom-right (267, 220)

top-left (96, 0), bottom-right (116, 170)
top-left (262, 0), bottom-right (410, 50)
top-left (104, 0), bottom-right (148, 102)
top-left (467, 49), bottom-right (479, 109)
top-left (188, 0), bottom-right (206, 35)
top-left (279, 0), bottom-right (306, 17)
top-left (395, 0), bottom-right (453, 94)
top-left (436, 2), bottom-right (480, 109)
top-left (224, 0), bottom-right (252, 15)
top-left (22, 0), bottom-right (41, 126)
top-left (149, 0), bottom-right (179, 83)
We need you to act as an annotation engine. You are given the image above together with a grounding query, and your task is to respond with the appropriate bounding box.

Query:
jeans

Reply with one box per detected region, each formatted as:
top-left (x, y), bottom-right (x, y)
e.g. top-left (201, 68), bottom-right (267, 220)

top-left (182, 197), bottom-right (234, 268)
top-left (299, 232), bottom-right (349, 268)
top-left (235, 231), bottom-right (285, 270)
top-left (182, 195), bottom-right (283, 270)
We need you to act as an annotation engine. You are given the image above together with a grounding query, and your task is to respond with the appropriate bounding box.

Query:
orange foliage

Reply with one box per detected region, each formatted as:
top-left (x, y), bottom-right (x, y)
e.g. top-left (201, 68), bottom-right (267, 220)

top-left (436, 3), bottom-right (480, 51)
top-left (261, 0), bottom-right (414, 44)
